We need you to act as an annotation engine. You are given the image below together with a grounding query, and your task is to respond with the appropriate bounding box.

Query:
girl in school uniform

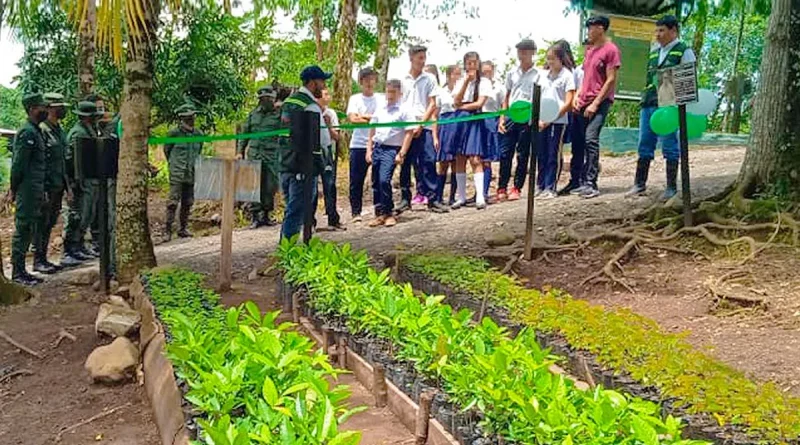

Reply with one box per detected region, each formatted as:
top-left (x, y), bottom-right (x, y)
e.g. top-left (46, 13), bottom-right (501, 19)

top-left (453, 52), bottom-right (492, 210)
top-left (555, 40), bottom-right (586, 196)
top-left (480, 61), bottom-right (505, 202)
top-left (537, 42), bottom-right (576, 199)
top-left (432, 64), bottom-right (463, 205)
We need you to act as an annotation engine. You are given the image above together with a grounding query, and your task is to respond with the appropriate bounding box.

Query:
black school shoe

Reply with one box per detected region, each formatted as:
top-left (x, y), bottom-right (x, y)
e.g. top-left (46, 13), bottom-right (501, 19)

top-left (395, 199), bottom-right (411, 213)
top-left (33, 260), bottom-right (58, 275)
top-left (557, 182), bottom-right (582, 196)
top-left (428, 201), bottom-right (450, 213)
top-left (13, 270), bottom-right (43, 286)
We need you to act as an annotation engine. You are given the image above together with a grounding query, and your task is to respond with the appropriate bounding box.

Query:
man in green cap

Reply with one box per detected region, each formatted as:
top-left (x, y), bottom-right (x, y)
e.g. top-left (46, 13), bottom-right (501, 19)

top-left (10, 93), bottom-right (49, 285)
top-left (63, 101), bottom-right (101, 264)
top-left (164, 103), bottom-right (203, 240)
top-left (33, 93), bottom-right (71, 272)
top-left (238, 86), bottom-right (282, 228)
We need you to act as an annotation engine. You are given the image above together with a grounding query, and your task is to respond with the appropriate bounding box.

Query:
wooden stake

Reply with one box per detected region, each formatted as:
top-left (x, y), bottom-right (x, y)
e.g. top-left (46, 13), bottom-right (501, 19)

top-left (291, 291), bottom-right (300, 323)
top-left (415, 390), bottom-right (435, 445)
top-left (524, 85), bottom-right (542, 261)
top-left (219, 159), bottom-right (236, 291)
top-left (321, 326), bottom-right (332, 356)
top-left (373, 363), bottom-right (387, 408)
top-left (337, 337), bottom-right (347, 369)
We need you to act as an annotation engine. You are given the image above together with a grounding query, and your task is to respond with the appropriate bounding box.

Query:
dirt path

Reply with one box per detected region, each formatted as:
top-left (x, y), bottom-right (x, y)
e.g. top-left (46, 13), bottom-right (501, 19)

top-left (152, 146), bottom-right (800, 397)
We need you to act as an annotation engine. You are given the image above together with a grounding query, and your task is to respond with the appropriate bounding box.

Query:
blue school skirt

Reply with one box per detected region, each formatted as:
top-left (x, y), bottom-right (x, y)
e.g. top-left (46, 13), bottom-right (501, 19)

top-left (460, 111), bottom-right (484, 157)
top-left (481, 116), bottom-right (500, 162)
top-left (438, 111), bottom-right (465, 162)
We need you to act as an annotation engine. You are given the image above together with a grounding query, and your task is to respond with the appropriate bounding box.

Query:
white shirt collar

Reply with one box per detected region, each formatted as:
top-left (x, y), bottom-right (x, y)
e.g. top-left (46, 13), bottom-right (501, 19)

top-left (299, 86), bottom-right (316, 101)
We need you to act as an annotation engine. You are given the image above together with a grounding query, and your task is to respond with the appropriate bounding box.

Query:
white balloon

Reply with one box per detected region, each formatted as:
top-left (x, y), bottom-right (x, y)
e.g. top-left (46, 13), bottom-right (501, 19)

top-left (687, 89), bottom-right (718, 116)
top-left (539, 97), bottom-right (560, 123)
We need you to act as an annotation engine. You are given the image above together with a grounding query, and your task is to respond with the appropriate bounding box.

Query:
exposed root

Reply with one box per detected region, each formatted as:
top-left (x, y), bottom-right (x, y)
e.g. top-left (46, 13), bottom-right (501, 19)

top-left (581, 238), bottom-right (639, 293)
top-left (0, 369), bottom-right (33, 384)
top-left (706, 269), bottom-right (768, 315)
top-left (0, 330), bottom-right (42, 359)
top-left (54, 402), bottom-right (132, 442)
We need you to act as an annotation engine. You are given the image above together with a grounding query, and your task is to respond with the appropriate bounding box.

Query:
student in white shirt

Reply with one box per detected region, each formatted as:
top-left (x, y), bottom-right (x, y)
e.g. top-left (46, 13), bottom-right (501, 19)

top-left (346, 67), bottom-right (384, 222)
top-left (399, 45), bottom-right (445, 213)
top-left (554, 39), bottom-right (588, 196)
top-left (479, 60), bottom-right (505, 201)
top-left (497, 39), bottom-right (540, 202)
top-left (312, 87), bottom-right (344, 230)
top-left (536, 43), bottom-right (576, 199)
top-left (453, 51), bottom-right (492, 210)
top-left (366, 79), bottom-right (415, 228)
top-left (432, 64), bottom-right (462, 206)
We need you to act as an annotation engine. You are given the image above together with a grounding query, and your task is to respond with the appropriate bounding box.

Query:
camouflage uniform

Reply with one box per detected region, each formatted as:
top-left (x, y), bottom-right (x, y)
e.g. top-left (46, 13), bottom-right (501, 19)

top-left (164, 104), bottom-right (203, 239)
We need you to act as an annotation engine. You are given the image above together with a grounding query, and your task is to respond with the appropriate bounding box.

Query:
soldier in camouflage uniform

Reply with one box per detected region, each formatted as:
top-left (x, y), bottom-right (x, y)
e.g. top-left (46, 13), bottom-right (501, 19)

top-left (10, 93), bottom-right (49, 286)
top-left (238, 86), bottom-right (282, 228)
top-left (164, 104), bottom-right (203, 240)
top-left (62, 101), bottom-right (101, 264)
top-left (33, 93), bottom-right (71, 272)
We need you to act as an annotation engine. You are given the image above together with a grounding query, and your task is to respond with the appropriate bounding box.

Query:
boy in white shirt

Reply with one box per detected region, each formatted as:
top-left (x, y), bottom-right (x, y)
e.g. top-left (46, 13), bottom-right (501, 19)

top-left (346, 67), bottom-right (384, 222)
top-left (367, 79), bottom-right (415, 228)
top-left (313, 87), bottom-right (344, 230)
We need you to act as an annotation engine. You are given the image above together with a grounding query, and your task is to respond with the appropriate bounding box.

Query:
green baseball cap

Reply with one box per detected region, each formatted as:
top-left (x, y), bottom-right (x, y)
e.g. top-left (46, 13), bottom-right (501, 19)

top-left (175, 104), bottom-right (197, 117)
top-left (44, 92), bottom-right (68, 107)
top-left (22, 92), bottom-right (47, 109)
top-left (75, 101), bottom-right (100, 117)
top-left (257, 86), bottom-right (277, 98)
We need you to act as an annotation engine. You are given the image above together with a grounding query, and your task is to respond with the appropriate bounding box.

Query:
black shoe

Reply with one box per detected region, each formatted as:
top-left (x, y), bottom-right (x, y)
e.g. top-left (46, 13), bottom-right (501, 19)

top-left (626, 158), bottom-right (651, 197)
top-left (177, 229), bottom-right (192, 238)
top-left (570, 185), bottom-right (590, 196)
top-left (580, 186), bottom-right (600, 199)
top-left (86, 245), bottom-right (100, 258)
top-left (664, 160), bottom-right (679, 200)
top-left (264, 216), bottom-right (278, 227)
top-left (78, 248), bottom-right (97, 260)
top-left (12, 271), bottom-right (41, 286)
top-left (46, 260), bottom-right (64, 272)
top-left (396, 199), bottom-right (411, 213)
top-left (329, 222), bottom-right (347, 231)
top-left (249, 219), bottom-right (266, 230)
top-left (33, 261), bottom-right (58, 275)
top-left (69, 248), bottom-right (90, 261)
top-left (60, 253), bottom-right (84, 268)
top-left (428, 201), bottom-right (450, 214)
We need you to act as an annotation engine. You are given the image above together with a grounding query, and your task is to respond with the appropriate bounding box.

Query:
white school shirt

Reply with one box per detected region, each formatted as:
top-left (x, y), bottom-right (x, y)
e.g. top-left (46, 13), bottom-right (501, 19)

top-left (454, 78), bottom-right (493, 106)
top-left (321, 107), bottom-right (339, 148)
top-left (402, 72), bottom-right (438, 120)
top-left (540, 68), bottom-right (576, 125)
top-left (505, 65), bottom-right (541, 104)
top-left (436, 86), bottom-right (457, 115)
top-left (370, 102), bottom-right (413, 147)
top-left (573, 66), bottom-right (584, 91)
top-left (483, 83), bottom-right (506, 113)
top-left (346, 92), bottom-right (385, 149)
top-left (658, 39), bottom-right (697, 65)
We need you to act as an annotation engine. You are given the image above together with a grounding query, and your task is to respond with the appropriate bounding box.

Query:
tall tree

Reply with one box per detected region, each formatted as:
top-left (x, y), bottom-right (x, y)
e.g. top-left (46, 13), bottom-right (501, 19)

top-left (312, 7), bottom-right (324, 61)
top-left (735, 0), bottom-right (800, 198)
top-left (76, 0), bottom-right (95, 96)
top-left (332, 0), bottom-right (359, 110)
top-left (374, 0), bottom-right (399, 88)
top-left (691, 0), bottom-right (709, 61)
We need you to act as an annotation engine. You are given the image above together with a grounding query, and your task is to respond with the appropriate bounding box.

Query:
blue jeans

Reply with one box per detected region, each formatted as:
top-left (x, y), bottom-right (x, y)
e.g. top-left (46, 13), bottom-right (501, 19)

top-left (400, 129), bottom-right (436, 201)
top-left (349, 148), bottom-right (369, 217)
top-left (498, 122), bottom-right (531, 191)
top-left (280, 172), bottom-right (306, 241)
top-left (578, 99), bottom-right (612, 189)
top-left (638, 106), bottom-right (679, 161)
top-left (537, 123), bottom-right (567, 192)
top-left (372, 144), bottom-right (399, 216)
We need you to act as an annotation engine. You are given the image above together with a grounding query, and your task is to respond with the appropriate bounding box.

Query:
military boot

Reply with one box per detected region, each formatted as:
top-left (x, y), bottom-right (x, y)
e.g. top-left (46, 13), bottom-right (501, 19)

top-left (177, 205), bottom-right (192, 238)
top-left (626, 158), bottom-right (651, 197)
top-left (33, 252), bottom-right (58, 275)
top-left (664, 160), bottom-right (679, 200)
top-left (165, 204), bottom-right (177, 241)
top-left (13, 265), bottom-right (42, 286)
top-left (60, 247), bottom-right (85, 267)
top-left (249, 211), bottom-right (265, 230)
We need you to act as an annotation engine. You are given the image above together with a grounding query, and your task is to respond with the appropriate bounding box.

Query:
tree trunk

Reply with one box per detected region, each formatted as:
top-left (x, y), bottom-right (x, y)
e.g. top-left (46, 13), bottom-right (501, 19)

top-left (116, 0), bottom-right (159, 284)
top-left (77, 0), bottom-right (96, 97)
top-left (223, 0), bottom-right (232, 14)
top-left (374, 0), bottom-right (399, 89)
top-left (332, 0), bottom-right (359, 111)
top-left (313, 7), bottom-right (324, 62)
top-left (692, 0), bottom-right (708, 63)
top-left (727, 9), bottom-right (747, 134)
top-left (735, 0), bottom-right (800, 198)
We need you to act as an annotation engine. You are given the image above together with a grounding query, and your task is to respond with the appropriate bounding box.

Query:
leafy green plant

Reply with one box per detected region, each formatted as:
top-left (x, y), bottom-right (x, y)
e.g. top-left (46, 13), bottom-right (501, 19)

top-left (403, 253), bottom-right (800, 443)
top-left (277, 239), bottom-right (709, 445)
top-left (145, 267), bottom-right (363, 445)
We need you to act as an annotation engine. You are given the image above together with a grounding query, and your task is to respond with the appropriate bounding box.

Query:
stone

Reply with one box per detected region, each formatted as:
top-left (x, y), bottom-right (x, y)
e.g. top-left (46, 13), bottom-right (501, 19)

top-left (485, 230), bottom-right (516, 247)
top-left (247, 268), bottom-right (259, 282)
top-left (85, 337), bottom-right (139, 384)
top-left (107, 295), bottom-right (131, 310)
top-left (95, 303), bottom-right (141, 338)
top-left (69, 268), bottom-right (100, 286)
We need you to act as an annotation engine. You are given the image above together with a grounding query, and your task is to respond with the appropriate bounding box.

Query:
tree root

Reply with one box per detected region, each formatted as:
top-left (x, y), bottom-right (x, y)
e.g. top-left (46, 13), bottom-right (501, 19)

top-left (706, 269), bottom-right (768, 315)
top-left (580, 238), bottom-right (639, 293)
top-left (0, 330), bottom-right (42, 359)
top-left (54, 402), bottom-right (132, 442)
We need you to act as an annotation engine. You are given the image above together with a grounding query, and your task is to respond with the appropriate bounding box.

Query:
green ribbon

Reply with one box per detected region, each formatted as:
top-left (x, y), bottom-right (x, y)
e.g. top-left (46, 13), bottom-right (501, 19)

top-left (146, 110), bottom-right (509, 145)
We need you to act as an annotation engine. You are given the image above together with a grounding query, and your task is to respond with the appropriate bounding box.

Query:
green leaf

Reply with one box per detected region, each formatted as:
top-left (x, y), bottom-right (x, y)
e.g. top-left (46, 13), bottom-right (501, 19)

top-left (239, 325), bottom-right (257, 342)
top-left (631, 415), bottom-right (659, 445)
top-left (327, 430), bottom-right (362, 445)
top-left (262, 375), bottom-right (279, 407)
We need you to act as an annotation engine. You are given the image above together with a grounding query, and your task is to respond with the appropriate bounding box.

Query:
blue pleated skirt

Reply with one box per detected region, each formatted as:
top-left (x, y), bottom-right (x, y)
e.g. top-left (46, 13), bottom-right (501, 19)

top-left (438, 111), bottom-right (464, 162)
top-left (460, 111), bottom-right (483, 158)
top-left (481, 116), bottom-right (500, 162)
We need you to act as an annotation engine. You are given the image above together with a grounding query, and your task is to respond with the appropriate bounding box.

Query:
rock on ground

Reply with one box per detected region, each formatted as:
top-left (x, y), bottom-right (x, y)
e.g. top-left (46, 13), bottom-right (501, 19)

top-left (485, 230), bottom-right (516, 247)
top-left (84, 337), bottom-right (139, 384)
top-left (69, 268), bottom-right (100, 286)
top-left (95, 303), bottom-right (141, 338)
top-left (107, 295), bottom-right (131, 310)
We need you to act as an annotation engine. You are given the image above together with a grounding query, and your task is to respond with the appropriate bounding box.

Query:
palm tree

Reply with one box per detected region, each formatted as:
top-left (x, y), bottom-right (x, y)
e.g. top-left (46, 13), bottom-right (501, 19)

top-left (332, 0), bottom-right (359, 111)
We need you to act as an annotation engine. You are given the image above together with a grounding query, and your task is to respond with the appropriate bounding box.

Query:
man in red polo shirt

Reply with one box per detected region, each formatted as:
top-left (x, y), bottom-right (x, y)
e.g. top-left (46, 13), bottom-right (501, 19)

top-left (572, 15), bottom-right (621, 199)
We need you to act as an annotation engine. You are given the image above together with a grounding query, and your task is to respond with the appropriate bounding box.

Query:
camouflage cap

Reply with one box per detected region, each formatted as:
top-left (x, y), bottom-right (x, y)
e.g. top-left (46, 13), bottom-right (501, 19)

top-left (44, 92), bottom-right (68, 107)
top-left (22, 92), bottom-right (47, 109)
top-left (175, 103), bottom-right (197, 117)
top-left (257, 86), bottom-right (277, 98)
top-left (74, 101), bottom-right (100, 117)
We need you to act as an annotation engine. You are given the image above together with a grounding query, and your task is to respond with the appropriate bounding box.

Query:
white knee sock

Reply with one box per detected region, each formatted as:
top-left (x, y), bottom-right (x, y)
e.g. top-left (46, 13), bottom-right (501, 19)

top-left (474, 172), bottom-right (485, 205)
top-left (456, 173), bottom-right (467, 203)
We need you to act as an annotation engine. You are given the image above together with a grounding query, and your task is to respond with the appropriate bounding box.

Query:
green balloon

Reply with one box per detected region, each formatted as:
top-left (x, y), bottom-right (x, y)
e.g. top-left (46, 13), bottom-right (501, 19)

top-left (508, 100), bottom-right (532, 124)
top-left (686, 113), bottom-right (707, 140)
top-left (650, 106), bottom-right (679, 136)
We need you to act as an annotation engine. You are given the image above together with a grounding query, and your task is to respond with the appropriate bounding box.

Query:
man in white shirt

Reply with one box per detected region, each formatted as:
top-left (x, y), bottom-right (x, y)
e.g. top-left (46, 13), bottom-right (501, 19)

top-left (346, 67), bottom-right (383, 222)
top-left (497, 39), bottom-right (540, 202)
top-left (367, 79), bottom-right (415, 227)
top-left (313, 87), bottom-right (344, 231)
top-left (628, 15), bottom-right (696, 200)
top-left (278, 65), bottom-right (330, 241)
top-left (400, 45), bottom-right (447, 213)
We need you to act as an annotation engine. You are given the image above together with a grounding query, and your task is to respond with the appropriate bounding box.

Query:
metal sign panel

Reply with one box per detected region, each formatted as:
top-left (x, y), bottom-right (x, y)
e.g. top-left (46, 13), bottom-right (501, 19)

top-left (194, 157), bottom-right (261, 203)
top-left (658, 62), bottom-right (698, 107)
